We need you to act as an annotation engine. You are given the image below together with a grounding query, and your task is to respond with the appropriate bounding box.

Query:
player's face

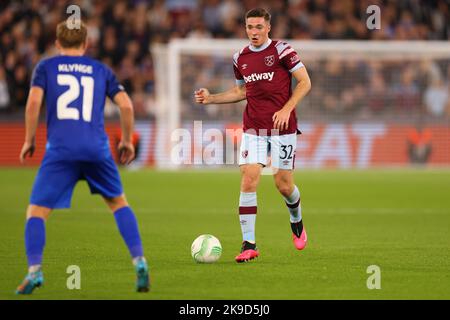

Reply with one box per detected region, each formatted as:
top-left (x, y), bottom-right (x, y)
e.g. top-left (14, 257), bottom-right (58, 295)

top-left (246, 17), bottom-right (271, 47)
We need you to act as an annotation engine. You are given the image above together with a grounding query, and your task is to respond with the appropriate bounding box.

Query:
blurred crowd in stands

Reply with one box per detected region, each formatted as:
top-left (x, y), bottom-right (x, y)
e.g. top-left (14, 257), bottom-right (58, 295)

top-left (183, 54), bottom-right (450, 122)
top-left (0, 0), bottom-right (449, 121)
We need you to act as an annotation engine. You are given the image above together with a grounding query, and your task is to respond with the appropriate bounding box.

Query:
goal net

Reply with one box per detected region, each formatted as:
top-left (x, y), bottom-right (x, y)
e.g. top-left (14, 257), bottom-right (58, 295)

top-left (151, 40), bottom-right (450, 169)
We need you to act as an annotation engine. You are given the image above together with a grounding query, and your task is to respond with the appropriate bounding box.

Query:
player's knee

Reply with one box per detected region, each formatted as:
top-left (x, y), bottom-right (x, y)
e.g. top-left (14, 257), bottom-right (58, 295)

top-left (240, 165), bottom-right (262, 191)
top-left (26, 205), bottom-right (51, 220)
top-left (104, 194), bottom-right (129, 212)
top-left (241, 173), bottom-right (260, 191)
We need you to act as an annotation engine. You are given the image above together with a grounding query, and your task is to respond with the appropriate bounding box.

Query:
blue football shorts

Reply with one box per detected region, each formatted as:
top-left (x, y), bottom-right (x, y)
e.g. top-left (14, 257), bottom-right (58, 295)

top-left (30, 154), bottom-right (123, 209)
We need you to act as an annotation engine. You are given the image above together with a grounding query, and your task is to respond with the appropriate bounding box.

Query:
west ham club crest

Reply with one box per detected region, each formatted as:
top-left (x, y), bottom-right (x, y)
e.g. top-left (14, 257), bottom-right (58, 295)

top-left (264, 55), bottom-right (275, 66)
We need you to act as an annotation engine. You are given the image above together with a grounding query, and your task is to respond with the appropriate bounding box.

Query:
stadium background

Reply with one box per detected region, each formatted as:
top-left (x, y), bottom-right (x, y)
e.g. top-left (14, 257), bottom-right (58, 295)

top-left (0, 0), bottom-right (450, 301)
top-left (0, 0), bottom-right (449, 168)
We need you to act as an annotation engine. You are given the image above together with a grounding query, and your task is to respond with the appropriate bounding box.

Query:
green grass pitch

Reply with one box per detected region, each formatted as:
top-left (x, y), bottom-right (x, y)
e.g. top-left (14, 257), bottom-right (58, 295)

top-left (0, 168), bottom-right (449, 300)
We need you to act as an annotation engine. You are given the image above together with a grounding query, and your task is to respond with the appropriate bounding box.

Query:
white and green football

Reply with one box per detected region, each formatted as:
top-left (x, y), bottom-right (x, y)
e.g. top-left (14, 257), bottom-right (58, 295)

top-left (191, 234), bottom-right (222, 263)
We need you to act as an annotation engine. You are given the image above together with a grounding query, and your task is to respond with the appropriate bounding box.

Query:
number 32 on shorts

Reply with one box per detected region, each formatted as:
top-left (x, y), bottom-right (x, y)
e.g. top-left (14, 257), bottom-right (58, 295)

top-left (280, 145), bottom-right (294, 160)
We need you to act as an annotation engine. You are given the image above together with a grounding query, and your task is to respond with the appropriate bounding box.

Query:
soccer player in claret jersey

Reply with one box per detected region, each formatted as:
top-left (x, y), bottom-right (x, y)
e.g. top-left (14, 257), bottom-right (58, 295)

top-left (195, 8), bottom-right (311, 263)
top-left (15, 21), bottom-right (150, 294)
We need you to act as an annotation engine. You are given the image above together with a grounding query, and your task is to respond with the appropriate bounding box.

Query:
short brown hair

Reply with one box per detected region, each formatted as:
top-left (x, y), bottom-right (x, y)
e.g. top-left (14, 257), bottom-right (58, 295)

top-left (245, 8), bottom-right (271, 22)
top-left (56, 21), bottom-right (87, 48)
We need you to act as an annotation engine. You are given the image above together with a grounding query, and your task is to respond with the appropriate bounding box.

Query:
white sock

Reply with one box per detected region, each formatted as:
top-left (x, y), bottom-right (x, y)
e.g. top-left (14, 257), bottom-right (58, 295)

top-left (283, 185), bottom-right (302, 223)
top-left (239, 192), bottom-right (257, 243)
top-left (28, 265), bottom-right (41, 273)
top-left (132, 256), bottom-right (146, 266)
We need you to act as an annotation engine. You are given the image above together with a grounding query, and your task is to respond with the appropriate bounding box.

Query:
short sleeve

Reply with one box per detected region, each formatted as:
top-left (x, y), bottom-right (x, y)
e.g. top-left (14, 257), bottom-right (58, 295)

top-left (277, 41), bottom-right (304, 73)
top-left (105, 66), bottom-right (124, 99)
top-left (30, 60), bottom-right (47, 90)
top-left (233, 52), bottom-right (245, 86)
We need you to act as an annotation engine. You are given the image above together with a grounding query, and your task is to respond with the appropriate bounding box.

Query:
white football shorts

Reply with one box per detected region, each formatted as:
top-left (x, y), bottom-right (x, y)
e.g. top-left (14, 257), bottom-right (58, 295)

top-left (238, 132), bottom-right (297, 170)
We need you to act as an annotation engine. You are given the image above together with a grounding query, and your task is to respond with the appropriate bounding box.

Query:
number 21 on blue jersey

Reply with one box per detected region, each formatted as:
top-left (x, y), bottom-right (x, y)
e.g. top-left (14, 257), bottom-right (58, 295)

top-left (56, 74), bottom-right (94, 122)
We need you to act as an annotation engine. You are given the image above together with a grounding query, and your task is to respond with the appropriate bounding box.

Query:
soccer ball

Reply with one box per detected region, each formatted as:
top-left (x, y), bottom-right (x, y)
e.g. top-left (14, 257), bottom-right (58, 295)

top-left (191, 234), bottom-right (222, 263)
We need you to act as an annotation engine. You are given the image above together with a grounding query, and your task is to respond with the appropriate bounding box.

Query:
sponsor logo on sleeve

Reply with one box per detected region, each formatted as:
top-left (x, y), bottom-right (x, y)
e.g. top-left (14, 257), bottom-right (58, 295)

top-left (290, 54), bottom-right (301, 64)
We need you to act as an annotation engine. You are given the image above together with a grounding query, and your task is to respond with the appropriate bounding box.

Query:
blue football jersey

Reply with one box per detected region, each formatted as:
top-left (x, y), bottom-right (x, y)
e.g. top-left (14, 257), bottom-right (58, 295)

top-left (31, 55), bottom-right (124, 161)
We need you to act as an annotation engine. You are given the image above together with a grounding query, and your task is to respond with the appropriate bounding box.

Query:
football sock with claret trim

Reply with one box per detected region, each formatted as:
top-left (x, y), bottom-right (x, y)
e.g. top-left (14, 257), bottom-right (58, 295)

top-left (283, 185), bottom-right (303, 237)
top-left (239, 192), bottom-right (257, 244)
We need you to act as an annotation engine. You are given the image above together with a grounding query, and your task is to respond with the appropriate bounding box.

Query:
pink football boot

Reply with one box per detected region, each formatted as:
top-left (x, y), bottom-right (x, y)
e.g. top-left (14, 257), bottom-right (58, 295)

top-left (235, 241), bottom-right (259, 263)
top-left (292, 227), bottom-right (307, 250)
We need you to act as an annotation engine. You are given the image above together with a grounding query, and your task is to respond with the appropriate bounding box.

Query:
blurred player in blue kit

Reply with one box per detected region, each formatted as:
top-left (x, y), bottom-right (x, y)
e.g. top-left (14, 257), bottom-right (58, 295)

top-left (15, 21), bottom-right (150, 294)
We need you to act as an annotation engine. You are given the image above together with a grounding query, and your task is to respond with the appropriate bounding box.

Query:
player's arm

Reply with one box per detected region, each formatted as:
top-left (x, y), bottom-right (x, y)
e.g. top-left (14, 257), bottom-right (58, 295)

top-left (113, 91), bottom-right (135, 165)
top-left (194, 84), bottom-right (246, 105)
top-left (20, 87), bottom-right (44, 163)
top-left (273, 66), bottom-right (311, 130)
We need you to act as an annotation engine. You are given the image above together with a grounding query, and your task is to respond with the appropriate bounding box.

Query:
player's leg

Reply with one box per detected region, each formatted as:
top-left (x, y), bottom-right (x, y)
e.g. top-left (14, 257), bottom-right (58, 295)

top-left (83, 157), bottom-right (149, 292)
top-left (235, 133), bottom-right (267, 262)
top-left (271, 134), bottom-right (307, 250)
top-left (103, 194), bottom-right (145, 262)
top-left (239, 163), bottom-right (262, 242)
top-left (16, 157), bottom-right (80, 294)
top-left (236, 164), bottom-right (263, 262)
top-left (15, 205), bottom-right (51, 294)
top-left (103, 194), bottom-right (149, 292)
top-left (273, 169), bottom-right (307, 250)
top-left (25, 205), bottom-right (51, 271)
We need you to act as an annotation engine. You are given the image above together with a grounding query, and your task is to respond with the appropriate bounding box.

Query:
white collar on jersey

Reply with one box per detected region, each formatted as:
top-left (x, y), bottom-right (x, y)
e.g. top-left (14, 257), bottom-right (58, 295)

top-left (249, 38), bottom-right (272, 52)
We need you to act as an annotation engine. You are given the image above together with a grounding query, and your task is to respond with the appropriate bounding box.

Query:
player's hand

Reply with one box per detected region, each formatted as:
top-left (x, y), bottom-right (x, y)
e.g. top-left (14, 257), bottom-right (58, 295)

top-left (272, 107), bottom-right (291, 131)
top-left (19, 141), bottom-right (35, 164)
top-left (194, 88), bottom-right (211, 104)
top-left (118, 141), bottom-right (135, 165)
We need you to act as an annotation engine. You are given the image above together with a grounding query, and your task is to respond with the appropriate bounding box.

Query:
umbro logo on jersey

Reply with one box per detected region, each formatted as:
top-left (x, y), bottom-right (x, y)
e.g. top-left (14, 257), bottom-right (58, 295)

top-left (242, 64), bottom-right (248, 70)
top-left (243, 72), bottom-right (274, 83)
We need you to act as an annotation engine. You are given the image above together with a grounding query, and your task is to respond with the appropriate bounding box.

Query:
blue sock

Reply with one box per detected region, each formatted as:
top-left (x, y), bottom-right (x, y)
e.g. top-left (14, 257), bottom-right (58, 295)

top-left (25, 217), bottom-right (46, 267)
top-left (114, 207), bottom-right (143, 258)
